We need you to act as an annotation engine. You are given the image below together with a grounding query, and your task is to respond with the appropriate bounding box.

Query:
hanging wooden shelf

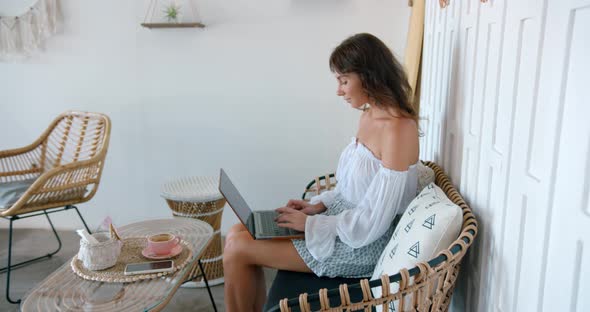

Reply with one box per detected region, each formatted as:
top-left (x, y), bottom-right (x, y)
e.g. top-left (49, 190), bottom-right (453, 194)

top-left (141, 22), bottom-right (205, 29)
top-left (142, 0), bottom-right (204, 30)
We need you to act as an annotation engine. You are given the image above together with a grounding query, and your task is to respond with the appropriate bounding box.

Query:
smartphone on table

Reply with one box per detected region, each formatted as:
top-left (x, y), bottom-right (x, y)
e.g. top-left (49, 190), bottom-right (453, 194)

top-left (124, 260), bottom-right (175, 275)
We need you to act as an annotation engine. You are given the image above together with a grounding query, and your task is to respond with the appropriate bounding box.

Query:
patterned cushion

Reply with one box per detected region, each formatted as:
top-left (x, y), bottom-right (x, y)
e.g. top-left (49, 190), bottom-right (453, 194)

top-left (370, 183), bottom-right (462, 311)
top-left (0, 178), bottom-right (37, 209)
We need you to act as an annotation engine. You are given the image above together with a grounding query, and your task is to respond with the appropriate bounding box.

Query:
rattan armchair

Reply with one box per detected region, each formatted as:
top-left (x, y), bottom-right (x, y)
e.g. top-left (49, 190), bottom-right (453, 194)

top-left (0, 111), bottom-right (111, 304)
top-left (266, 161), bottom-right (478, 312)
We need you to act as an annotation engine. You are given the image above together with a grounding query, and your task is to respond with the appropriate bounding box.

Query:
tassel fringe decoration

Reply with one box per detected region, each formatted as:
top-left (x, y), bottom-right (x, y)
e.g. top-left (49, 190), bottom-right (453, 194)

top-left (0, 0), bottom-right (60, 60)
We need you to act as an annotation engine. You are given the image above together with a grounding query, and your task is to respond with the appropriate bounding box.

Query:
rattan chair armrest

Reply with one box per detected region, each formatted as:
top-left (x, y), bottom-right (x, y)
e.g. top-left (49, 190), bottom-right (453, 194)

top-left (1, 158), bottom-right (104, 216)
top-left (34, 157), bottom-right (105, 192)
top-left (43, 158), bottom-right (103, 183)
top-left (0, 144), bottom-right (44, 179)
top-left (42, 155), bottom-right (105, 174)
top-left (0, 140), bottom-right (44, 159)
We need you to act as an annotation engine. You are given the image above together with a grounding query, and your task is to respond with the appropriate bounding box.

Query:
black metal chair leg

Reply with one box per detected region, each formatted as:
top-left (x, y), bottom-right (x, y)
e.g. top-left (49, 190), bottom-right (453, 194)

top-left (1, 206), bottom-right (93, 305)
top-left (198, 260), bottom-right (217, 312)
top-left (44, 210), bottom-right (63, 256)
top-left (5, 217), bottom-right (21, 304)
top-left (0, 205), bottom-right (95, 304)
top-left (0, 213), bottom-right (62, 274)
top-left (71, 205), bottom-right (92, 234)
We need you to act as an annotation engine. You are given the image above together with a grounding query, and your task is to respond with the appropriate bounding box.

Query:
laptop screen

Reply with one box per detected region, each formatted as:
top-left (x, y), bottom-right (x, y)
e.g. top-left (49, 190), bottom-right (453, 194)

top-left (219, 169), bottom-right (253, 226)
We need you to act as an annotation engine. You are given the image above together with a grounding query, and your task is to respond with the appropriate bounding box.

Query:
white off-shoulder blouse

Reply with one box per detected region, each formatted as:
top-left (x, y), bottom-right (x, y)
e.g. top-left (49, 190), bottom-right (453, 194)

top-left (305, 137), bottom-right (418, 262)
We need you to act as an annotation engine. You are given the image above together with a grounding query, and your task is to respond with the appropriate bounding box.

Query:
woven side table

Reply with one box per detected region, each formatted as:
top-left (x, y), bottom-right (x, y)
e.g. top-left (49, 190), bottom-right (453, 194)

top-left (161, 176), bottom-right (226, 287)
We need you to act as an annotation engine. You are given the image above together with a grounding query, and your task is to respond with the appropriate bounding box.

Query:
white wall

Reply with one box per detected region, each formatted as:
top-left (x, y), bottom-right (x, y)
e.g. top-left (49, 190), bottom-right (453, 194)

top-left (420, 0), bottom-right (589, 311)
top-left (0, 0), bottom-right (411, 234)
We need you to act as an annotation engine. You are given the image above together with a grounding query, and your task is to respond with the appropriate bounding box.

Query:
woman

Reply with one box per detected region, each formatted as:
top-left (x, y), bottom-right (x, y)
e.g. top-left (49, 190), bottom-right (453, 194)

top-left (223, 33), bottom-right (420, 312)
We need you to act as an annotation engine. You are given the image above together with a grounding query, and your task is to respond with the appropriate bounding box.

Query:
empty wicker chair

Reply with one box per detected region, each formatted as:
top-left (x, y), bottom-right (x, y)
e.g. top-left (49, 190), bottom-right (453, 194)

top-left (0, 111), bottom-right (111, 304)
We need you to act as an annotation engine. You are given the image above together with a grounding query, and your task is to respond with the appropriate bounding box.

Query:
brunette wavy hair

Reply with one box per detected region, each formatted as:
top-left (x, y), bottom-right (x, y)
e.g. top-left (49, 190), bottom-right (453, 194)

top-left (329, 33), bottom-right (417, 122)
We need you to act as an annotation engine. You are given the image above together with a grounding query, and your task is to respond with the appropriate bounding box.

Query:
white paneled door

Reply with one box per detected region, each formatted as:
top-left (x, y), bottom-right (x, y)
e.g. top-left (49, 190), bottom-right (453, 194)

top-left (420, 1), bottom-right (589, 311)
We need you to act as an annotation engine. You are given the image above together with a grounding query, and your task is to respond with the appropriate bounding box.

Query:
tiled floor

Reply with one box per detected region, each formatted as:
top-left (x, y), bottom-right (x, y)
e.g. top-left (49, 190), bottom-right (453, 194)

top-left (0, 228), bottom-right (277, 311)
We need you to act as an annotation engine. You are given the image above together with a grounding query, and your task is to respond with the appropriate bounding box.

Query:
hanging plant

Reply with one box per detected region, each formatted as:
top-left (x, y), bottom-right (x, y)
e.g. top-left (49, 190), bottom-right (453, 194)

top-left (0, 0), bottom-right (60, 60)
top-left (163, 2), bottom-right (182, 23)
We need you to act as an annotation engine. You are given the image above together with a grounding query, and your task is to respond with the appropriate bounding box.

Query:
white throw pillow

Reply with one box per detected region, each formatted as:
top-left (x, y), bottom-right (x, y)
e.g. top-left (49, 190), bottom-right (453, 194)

top-left (370, 183), bottom-right (463, 311)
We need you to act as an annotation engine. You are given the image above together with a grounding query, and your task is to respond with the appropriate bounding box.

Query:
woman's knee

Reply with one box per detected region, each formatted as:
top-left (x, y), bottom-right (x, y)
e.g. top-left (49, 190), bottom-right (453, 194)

top-left (225, 223), bottom-right (247, 245)
top-left (229, 223), bottom-right (247, 233)
top-left (226, 223), bottom-right (247, 240)
top-left (223, 231), bottom-right (252, 265)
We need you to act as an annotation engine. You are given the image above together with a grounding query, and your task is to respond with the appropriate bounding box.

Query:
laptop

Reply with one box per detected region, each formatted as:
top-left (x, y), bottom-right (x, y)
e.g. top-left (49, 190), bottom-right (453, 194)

top-left (219, 168), bottom-right (305, 240)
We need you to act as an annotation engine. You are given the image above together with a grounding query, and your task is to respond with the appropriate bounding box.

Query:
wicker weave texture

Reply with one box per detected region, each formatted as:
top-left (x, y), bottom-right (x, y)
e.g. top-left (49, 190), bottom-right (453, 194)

top-left (166, 198), bottom-right (226, 282)
top-left (302, 174), bottom-right (337, 200)
top-left (161, 176), bottom-right (224, 202)
top-left (279, 161), bottom-right (478, 312)
top-left (188, 234), bottom-right (224, 283)
top-left (0, 111), bottom-right (111, 217)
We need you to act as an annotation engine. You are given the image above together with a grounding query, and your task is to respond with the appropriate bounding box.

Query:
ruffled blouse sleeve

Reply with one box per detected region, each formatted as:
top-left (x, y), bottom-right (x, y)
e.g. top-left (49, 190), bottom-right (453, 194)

top-left (304, 167), bottom-right (411, 262)
top-left (308, 189), bottom-right (340, 208)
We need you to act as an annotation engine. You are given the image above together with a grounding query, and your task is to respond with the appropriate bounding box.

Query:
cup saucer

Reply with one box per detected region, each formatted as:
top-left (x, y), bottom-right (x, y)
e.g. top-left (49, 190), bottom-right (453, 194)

top-left (142, 244), bottom-right (183, 260)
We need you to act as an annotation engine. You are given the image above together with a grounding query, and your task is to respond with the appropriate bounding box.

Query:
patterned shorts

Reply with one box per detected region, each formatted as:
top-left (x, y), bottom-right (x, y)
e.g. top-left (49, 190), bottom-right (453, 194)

top-left (292, 195), bottom-right (401, 278)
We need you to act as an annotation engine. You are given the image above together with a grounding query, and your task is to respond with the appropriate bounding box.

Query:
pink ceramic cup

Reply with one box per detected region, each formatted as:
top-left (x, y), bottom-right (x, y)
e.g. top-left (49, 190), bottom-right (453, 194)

top-left (147, 233), bottom-right (181, 255)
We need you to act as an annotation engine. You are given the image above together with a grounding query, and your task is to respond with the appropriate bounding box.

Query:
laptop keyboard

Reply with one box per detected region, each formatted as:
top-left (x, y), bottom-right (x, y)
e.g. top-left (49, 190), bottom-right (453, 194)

top-left (255, 211), bottom-right (297, 236)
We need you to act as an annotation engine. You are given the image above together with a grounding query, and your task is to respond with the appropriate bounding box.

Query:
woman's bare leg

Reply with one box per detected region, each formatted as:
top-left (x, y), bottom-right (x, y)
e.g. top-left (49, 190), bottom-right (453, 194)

top-left (223, 224), bottom-right (311, 312)
top-left (254, 266), bottom-right (266, 311)
top-left (226, 224), bottom-right (269, 310)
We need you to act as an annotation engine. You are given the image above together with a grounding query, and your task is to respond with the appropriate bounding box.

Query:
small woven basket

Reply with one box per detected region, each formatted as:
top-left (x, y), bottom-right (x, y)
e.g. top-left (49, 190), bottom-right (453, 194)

top-left (78, 232), bottom-right (122, 271)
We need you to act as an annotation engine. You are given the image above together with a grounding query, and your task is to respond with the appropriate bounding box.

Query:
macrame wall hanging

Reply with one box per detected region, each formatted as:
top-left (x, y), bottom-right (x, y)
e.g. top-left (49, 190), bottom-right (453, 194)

top-left (0, 0), bottom-right (59, 60)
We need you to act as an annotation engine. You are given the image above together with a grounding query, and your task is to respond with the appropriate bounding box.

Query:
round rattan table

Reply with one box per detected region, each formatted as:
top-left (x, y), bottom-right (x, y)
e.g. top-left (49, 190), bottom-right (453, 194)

top-left (21, 218), bottom-right (214, 312)
top-left (161, 176), bottom-right (226, 287)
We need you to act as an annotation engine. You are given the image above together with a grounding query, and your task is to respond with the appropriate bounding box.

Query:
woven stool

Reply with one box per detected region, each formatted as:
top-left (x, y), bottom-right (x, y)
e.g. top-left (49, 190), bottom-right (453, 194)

top-left (161, 176), bottom-right (226, 287)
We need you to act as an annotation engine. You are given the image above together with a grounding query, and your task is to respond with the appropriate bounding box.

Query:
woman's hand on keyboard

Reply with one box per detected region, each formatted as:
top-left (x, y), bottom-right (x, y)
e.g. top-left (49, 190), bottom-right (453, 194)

top-left (274, 207), bottom-right (308, 232)
top-left (277, 199), bottom-right (326, 216)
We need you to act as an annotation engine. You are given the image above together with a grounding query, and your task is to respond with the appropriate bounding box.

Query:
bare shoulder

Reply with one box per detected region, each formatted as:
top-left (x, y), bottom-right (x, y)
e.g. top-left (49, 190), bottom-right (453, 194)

top-left (381, 118), bottom-right (419, 171)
